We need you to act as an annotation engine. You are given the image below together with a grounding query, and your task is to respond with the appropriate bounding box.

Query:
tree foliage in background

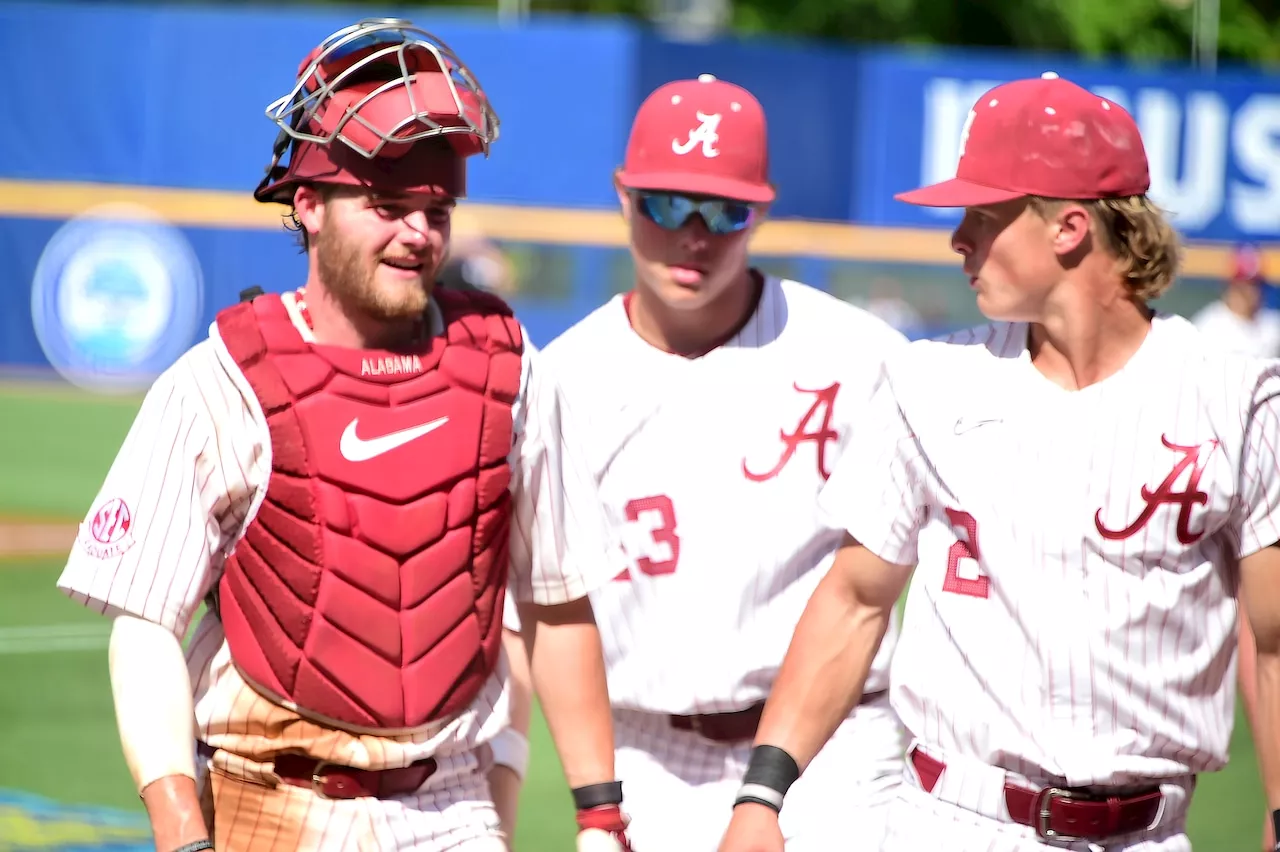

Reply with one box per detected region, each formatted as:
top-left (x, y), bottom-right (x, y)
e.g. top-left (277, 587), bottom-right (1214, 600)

top-left (417, 0), bottom-right (1280, 66)
top-left (733, 0), bottom-right (1278, 66)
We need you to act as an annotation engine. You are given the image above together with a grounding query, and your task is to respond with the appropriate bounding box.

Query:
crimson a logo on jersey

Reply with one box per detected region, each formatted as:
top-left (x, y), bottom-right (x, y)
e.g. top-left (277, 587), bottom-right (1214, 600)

top-left (742, 382), bottom-right (840, 482)
top-left (1094, 435), bottom-right (1219, 545)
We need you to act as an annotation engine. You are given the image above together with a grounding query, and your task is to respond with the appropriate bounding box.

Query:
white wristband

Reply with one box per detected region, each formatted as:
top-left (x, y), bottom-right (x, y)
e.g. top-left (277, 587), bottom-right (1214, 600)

top-left (489, 727), bottom-right (530, 780)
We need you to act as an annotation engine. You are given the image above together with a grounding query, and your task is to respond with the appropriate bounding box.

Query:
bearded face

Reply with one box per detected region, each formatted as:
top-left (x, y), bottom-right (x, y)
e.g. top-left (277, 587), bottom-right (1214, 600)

top-left (310, 187), bottom-right (455, 322)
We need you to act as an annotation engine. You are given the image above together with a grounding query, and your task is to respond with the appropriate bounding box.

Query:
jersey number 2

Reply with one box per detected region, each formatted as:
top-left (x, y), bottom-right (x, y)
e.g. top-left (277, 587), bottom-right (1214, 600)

top-left (943, 508), bottom-right (989, 599)
top-left (616, 495), bottom-right (681, 581)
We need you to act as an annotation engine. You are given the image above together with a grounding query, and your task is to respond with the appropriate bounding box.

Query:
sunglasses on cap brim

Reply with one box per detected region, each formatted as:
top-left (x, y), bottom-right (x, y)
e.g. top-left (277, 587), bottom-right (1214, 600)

top-left (631, 191), bottom-right (757, 236)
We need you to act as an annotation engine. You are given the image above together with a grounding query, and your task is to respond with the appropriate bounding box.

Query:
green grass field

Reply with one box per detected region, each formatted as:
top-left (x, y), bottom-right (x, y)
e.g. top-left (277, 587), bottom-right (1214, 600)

top-left (0, 380), bottom-right (1264, 850)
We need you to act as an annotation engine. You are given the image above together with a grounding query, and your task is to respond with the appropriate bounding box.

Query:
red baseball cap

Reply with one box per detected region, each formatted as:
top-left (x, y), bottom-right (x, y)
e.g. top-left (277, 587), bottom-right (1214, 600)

top-left (1231, 243), bottom-right (1268, 285)
top-left (896, 72), bottom-right (1151, 208)
top-left (616, 74), bottom-right (775, 204)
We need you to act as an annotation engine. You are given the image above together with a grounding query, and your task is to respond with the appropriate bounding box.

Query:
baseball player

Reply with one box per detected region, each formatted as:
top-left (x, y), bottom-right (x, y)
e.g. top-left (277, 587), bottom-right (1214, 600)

top-left (54, 19), bottom-right (632, 852)
top-left (1189, 243), bottom-right (1280, 358)
top-left (718, 72), bottom-right (1280, 852)
top-left (504, 74), bottom-right (910, 850)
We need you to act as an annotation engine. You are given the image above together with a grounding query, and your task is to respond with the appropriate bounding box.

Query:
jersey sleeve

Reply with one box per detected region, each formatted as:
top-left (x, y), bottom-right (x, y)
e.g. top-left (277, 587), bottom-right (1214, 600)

top-left (55, 349), bottom-right (254, 639)
top-left (502, 591), bottom-right (523, 632)
top-left (506, 339), bottom-right (620, 607)
top-left (817, 362), bottom-right (928, 566)
top-left (1237, 362), bottom-right (1280, 557)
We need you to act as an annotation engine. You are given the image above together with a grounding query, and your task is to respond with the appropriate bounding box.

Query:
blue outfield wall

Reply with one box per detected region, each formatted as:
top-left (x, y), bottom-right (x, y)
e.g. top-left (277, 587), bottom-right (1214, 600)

top-left (0, 1), bottom-right (1277, 389)
top-left (852, 46), bottom-right (1280, 240)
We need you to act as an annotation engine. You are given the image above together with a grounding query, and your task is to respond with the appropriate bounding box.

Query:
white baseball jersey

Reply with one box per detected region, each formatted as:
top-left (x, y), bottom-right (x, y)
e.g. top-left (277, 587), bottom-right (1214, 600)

top-left (819, 313), bottom-right (1280, 787)
top-left (1190, 300), bottom-right (1280, 359)
top-left (512, 275), bottom-right (907, 715)
top-left (56, 290), bottom-right (618, 770)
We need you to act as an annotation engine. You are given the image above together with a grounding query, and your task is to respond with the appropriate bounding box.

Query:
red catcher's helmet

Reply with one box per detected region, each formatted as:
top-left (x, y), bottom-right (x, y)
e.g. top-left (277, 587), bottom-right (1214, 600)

top-left (254, 18), bottom-right (499, 206)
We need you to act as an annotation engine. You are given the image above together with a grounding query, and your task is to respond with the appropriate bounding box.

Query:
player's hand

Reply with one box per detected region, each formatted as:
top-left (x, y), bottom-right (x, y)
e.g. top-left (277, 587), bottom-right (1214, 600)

top-left (576, 804), bottom-right (633, 852)
top-left (717, 802), bottom-right (784, 852)
top-left (487, 764), bottom-right (522, 843)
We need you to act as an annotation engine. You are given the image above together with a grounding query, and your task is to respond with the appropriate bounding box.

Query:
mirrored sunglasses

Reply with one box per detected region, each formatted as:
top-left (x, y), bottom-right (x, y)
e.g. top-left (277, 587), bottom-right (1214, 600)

top-left (633, 191), bottom-right (756, 236)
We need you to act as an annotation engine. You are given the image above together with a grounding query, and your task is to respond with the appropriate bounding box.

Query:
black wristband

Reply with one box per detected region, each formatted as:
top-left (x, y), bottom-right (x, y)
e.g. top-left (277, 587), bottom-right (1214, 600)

top-left (571, 780), bottom-right (623, 811)
top-left (171, 841), bottom-right (214, 852)
top-left (1271, 809), bottom-right (1279, 852)
top-left (734, 745), bottom-right (801, 813)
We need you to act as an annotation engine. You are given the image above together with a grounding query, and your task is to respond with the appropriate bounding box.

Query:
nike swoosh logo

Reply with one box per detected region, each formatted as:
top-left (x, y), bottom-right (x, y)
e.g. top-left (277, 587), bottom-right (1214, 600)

top-left (339, 416), bottom-right (449, 462)
top-left (953, 418), bottom-right (1001, 435)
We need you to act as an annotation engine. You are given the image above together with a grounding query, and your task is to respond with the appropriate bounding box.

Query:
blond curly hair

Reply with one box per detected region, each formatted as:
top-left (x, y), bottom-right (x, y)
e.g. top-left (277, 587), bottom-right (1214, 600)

top-left (1029, 195), bottom-right (1183, 301)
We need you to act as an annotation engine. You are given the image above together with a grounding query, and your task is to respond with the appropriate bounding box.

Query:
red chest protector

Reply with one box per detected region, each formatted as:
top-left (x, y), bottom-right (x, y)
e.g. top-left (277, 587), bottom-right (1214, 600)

top-left (214, 289), bottom-right (523, 733)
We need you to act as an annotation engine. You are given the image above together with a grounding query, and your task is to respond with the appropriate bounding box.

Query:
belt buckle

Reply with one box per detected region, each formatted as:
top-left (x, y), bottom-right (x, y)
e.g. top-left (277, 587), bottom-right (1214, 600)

top-left (688, 715), bottom-right (705, 736)
top-left (1034, 787), bottom-right (1083, 843)
top-left (310, 760), bottom-right (336, 798)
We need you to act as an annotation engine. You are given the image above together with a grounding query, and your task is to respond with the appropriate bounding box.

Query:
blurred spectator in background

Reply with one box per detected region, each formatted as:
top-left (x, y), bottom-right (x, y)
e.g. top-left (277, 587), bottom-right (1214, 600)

top-left (860, 276), bottom-right (924, 336)
top-left (1190, 243), bottom-right (1280, 358)
top-left (438, 234), bottom-right (518, 298)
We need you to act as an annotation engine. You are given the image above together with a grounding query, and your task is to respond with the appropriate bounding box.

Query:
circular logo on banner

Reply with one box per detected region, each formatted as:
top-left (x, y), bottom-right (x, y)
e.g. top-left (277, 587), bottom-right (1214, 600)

top-left (31, 203), bottom-right (204, 393)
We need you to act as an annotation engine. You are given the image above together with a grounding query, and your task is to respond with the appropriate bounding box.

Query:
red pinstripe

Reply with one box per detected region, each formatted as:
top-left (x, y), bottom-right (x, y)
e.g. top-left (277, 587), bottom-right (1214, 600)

top-left (533, 276), bottom-right (908, 714)
top-left (518, 275), bottom-right (910, 846)
top-left (57, 291), bottom-right (608, 849)
top-left (820, 314), bottom-right (1280, 847)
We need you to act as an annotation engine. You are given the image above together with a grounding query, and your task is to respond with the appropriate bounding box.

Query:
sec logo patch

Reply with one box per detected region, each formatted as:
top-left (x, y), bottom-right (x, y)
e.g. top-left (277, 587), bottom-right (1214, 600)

top-left (79, 497), bottom-right (136, 559)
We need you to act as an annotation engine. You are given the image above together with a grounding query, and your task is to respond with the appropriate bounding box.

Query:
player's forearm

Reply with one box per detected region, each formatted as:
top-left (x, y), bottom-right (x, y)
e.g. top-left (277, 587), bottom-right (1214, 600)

top-left (1254, 647), bottom-right (1280, 812)
top-left (487, 628), bottom-right (532, 844)
top-left (487, 764), bottom-right (521, 847)
top-left (521, 597), bottom-right (616, 788)
top-left (108, 615), bottom-right (209, 848)
top-left (753, 566), bottom-right (893, 772)
top-left (1241, 612), bottom-right (1263, 732)
top-left (1242, 546), bottom-right (1280, 816)
top-left (503, 626), bottom-right (534, 737)
top-left (139, 775), bottom-right (210, 851)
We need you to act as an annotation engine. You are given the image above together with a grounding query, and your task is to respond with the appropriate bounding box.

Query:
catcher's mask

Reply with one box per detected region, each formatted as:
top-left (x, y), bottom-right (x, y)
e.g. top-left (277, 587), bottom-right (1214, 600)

top-left (254, 18), bottom-right (499, 206)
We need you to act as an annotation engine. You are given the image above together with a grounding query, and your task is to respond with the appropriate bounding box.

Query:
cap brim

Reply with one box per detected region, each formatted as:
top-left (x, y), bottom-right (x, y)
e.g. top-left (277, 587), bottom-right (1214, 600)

top-left (894, 178), bottom-right (1026, 208)
top-left (618, 170), bottom-right (776, 204)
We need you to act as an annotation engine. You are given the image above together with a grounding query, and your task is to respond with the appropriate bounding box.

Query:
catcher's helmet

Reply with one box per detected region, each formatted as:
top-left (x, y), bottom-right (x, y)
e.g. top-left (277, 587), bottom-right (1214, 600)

top-left (254, 18), bottom-right (499, 206)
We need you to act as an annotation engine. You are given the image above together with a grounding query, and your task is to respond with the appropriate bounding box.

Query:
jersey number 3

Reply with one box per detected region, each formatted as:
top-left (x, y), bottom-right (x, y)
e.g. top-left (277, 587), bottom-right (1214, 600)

top-left (943, 508), bottom-right (989, 599)
top-left (616, 495), bottom-right (681, 581)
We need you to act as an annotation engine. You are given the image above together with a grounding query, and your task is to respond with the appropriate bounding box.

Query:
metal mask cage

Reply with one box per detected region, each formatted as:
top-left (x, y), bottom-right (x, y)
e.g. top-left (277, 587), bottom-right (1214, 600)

top-left (264, 18), bottom-right (500, 163)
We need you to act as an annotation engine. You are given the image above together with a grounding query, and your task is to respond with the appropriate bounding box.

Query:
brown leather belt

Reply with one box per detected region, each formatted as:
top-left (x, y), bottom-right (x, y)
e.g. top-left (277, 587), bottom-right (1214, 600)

top-left (669, 702), bottom-right (764, 742)
top-left (910, 747), bottom-right (1163, 842)
top-left (198, 742), bottom-right (437, 800)
top-left (670, 689), bottom-right (888, 744)
top-left (274, 753), bottom-right (438, 800)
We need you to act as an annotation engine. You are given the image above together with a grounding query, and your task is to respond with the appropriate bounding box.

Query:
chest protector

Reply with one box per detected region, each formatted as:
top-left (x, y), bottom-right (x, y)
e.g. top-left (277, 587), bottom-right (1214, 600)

top-left (214, 289), bottom-right (523, 733)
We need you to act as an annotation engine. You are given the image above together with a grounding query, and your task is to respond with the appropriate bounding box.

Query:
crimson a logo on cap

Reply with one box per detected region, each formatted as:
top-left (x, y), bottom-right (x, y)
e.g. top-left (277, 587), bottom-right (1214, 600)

top-left (79, 496), bottom-right (136, 560)
top-left (957, 71), bottom-right (1063, 162)
top-left (957, 108), bottom-right (979, 160)
top-left (673, 112), bottom-right (722, 158)
top-left (668, 75), bottom-right (742, 160)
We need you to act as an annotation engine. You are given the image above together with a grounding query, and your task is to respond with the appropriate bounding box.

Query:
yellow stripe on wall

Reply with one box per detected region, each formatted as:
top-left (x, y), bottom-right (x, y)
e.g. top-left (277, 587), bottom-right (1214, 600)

top-left (0, 178), bottom-right (1273, 280)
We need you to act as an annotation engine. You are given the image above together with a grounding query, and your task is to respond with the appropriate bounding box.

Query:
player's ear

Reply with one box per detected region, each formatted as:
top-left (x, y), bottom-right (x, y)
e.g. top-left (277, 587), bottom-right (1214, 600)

top-left (293, 184), bottom-right (327, 243)
top-left (613, 170), bottom-right (633, 225)
top-left (750, 201), bottom-right (771, 232)
top-left (1051, 202), bottom-right (1091, 257)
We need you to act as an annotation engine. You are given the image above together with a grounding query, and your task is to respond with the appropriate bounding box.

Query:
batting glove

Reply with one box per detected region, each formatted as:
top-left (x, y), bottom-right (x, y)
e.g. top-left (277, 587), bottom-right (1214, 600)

top-left (576, 805), bottom-right (632, 852)
top-left (572, 782), bottom-right (632, 852)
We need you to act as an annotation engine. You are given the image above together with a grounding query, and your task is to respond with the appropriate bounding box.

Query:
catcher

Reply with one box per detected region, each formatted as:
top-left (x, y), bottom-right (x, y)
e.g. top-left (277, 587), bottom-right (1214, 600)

top-left (56, 18), bottom-right (631, 852)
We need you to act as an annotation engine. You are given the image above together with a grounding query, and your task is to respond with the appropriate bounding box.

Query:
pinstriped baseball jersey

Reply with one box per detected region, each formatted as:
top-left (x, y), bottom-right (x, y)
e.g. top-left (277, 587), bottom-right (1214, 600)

top-left (56, 290), bottom-right (619, 769)
top-left (819, 313), bottom-right (1280, 786)
top-left (526, 275), bottom-right (908, 715)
